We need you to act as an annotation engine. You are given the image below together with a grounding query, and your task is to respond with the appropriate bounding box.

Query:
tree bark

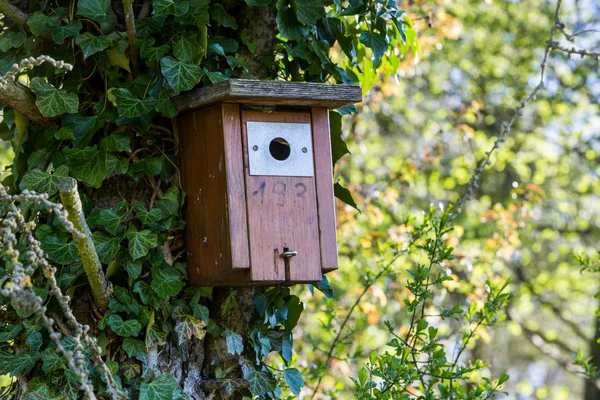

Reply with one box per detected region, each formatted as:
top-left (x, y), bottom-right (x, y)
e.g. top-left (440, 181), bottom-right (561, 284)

top-left (584, 303), bottom-right (600, 400)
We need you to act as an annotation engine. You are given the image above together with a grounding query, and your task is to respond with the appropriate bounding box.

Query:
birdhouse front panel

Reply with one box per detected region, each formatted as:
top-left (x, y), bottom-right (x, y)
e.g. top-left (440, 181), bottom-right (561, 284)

top-left (176, 79), bottom-right (361, 286)
top-left (241, 110), bottom-right (322, 283)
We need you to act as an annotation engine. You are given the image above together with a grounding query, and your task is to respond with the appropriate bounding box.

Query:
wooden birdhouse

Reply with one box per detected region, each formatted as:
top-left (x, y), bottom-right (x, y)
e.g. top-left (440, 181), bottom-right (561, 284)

top-left (175, 80), bottom-right (362, 286)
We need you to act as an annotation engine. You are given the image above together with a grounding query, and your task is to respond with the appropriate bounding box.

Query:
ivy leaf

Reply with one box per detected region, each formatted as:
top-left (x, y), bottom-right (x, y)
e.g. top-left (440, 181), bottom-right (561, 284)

top-left (134, 281), bottom-right (161, 309)
top-left (77, 0), bottom-right (111, 23)
top-left (203, 69), bottom-right (228, 84)
top-left (112, 88), bottom-right (158, 118)
top-left (359, 31), bottom-right (387, 65)
top-left (173, 32), bottom-right (204, 64)
top-left (0, 28), bottom-right (26, 52)
top-left (106, 154), bottom-right (129, 177)
top-left (76, 33), bottom-right (112, 59)
top-left (209, 4), bottom-right (238, 29)
top-left (153, 0), bottom-right (189, 17)
top-left (284, 295), bottom-right (303, 332)
top-left (41, 237), bottom-right (79, 264)
top-left (92, 231), bottom-right (123, 264)
top-left (179, 0), bottom-right (210, 24)
top-left (50, 21), bottom-right (83, 44)
top-left (20, 165), bottom-right (69, 196)
top-left (10, 352), bottom-right (40, 376)
top-left (334, 182), bottom-right (359, 212)
top-left (313, 274), bottom-right (336, 299)
top-left (62, 114), bottom-right (102, 148)
top-left (173, 307), bottom-right (207, 345)
top-left (241, 365), bottom-right (276, 396)
top-left (124, 257), bottom-right (142, 285)
top-left (27, 332), bottom-right (43, 351)
top-left (246, 0), bottom-right (272, 5)
top-left (30, 78), bottom-right (79, 118)
top-left (151, 264), bottom-right (185, 298)
top-left (160, 57), bottom-right (203, 92)
top-left (156, 91), bottom-right (178, 118)
top-left (137, 38), bottom-right (171, 62)
top-left (134, 202), bottom-right (163, 225)
top-left (0, 325), bottom-right (22, 342)
top-left (296, 0), bottom-right (324, 25)
top-left (283, 368), bottom-right (304, 395)
top-left (100, 133), bottom-right (132, 152)
top-left (329, 111), bottom-right (351, 164)
top-left (139, 374), bottom-right (182, 400)
top-left (90, 209), bottom-right (125, 235)
top-left (127, 226), bottom-right (157, 260)
top-left (27, 12), bottom-right (56, 36)
top-left (63, 146), bottom-right (107, 188)
top-left (276, 0), bottom-right (306, 41)
top-left (122, 338), bottom-right (146, 360)
top-left (107, 314), bottom-right (142, 337)
top-left (41, 348), bottom-right (64, 373)
top-left (225, 329), bottom-right (244, 355)
top-left (55, 126), bottom-right (75, 140)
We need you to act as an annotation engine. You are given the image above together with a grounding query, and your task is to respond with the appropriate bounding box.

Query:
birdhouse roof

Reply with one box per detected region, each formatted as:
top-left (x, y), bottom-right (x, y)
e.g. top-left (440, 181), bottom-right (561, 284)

top-left (174, 79), bottom-right (362, 112)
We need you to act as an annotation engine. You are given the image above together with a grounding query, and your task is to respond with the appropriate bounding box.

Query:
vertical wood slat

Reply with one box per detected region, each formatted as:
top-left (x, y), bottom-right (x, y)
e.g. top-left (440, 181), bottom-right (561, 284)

top-left (311, 108), bottom-right (339, 272)
top-left (222, 104), bottom-right (250, 270)
top-left (241, 110), bottom-right (322, 283)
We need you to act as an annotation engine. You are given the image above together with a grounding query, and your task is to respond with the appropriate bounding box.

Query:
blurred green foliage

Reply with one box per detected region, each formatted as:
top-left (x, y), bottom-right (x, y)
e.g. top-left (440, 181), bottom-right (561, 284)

top-left (295, 0), bottom-right (600, 399)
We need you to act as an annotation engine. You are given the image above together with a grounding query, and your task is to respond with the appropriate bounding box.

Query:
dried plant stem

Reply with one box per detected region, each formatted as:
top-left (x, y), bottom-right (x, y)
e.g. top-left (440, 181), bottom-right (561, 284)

top-left (59, 178), bottom-right (112, 311)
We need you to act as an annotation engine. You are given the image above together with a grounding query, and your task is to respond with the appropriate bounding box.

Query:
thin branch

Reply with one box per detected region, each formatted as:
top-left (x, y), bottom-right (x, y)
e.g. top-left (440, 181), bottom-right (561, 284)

top-left (123, 0), bottom-right (139, 76)
top-left (0, 0), bottom-right (29, 26)
top-left (548, 40), bottom-right (600, 59)
top-left (59, 178), bottom-right (112, 311)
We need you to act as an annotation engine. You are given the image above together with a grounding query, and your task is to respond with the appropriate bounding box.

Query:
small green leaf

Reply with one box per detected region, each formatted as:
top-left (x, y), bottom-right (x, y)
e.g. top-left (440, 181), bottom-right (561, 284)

top-left (246, 0), bottom-right (272, 5)
top-left (276, 0), bottom-right (306, 41)
top-left (55, 126), bottom-right (75, 140)
top-left (27, 332), bottom-right (43, 351)
top-left (63, 145), bottom-right (107, 188)
top-left (77, 0), bottom-right (111, 22)
top-left (329, 111), bottom-right (350, 164)
top-left (334, 182), bottom-right (359, 211)
top-left (41, 237), bottom-right (79, 265)
top-left (107, 314), bottom-right (142, 337)
top-left (284, 368), bottom-right (304, 395)
top-left (30, 78), bottom-right (79, 118)
top-left (209, 4), bottom-right (237, 28)
top-left (139, 374), bottom-right (182, 400)
top-left (314, 274), bottom-right (335, 299)
top-left (122, 338), bottom-right (146, 360)
top-left (101, 133), bottom-right (131, 152)
top-left (359, 31), bottom-right (387, 65)
top-left (160, 57), bottom-right (203, 92)
top-left (134, 281), bottom-right (161, 309)
top-left (156, 91), bottom-right (178, 118)
top-left (173, 32), bottom-right (204, 64)
top-left (0, 28), bottom-right (26, 52)
top-left (242, 365), bottom-right (276, 396)
top-left (151, 264), bottom-right (185, 298)
top-left (41, 348), bottom-right (64, 373)
top-left (0, 325), bottom-right (22, 342)
top-left (20, 165), bottom-right (69, 196)
top-left (127, 225), bottom-right (158, 260)
top-left (134, 202), bottom-right (163, 225)
top-left (112, 88), bottom-right (158, 118)
top-left (92, 231), bottom-right (123, 264)
top-left (106, 154), bottom-right (129, 177)
top-left (153, 0), bottom-right (189, 17)
top-left (10, 352), bottom-right (40, 376)
top-left (76, 33), bottom-right (111, 59)
top-left (296, 0), bottom-right (324, 25)
top-left (173, 307), bottom-right (207, 345)
top-left (225, 329), bottom-right (244, 355)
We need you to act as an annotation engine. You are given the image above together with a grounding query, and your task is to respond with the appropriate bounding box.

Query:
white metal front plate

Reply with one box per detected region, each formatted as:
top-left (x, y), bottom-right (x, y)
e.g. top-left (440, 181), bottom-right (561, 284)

top-left (246, 121), bottom-right (315, 177)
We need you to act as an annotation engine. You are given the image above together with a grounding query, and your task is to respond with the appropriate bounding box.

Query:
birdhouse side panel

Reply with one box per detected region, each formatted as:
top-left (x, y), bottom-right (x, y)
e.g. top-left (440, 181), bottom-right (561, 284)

top-left (311, 107), bottom-right (339, 272)
top-left (179, 106), bottom-right (244, 285)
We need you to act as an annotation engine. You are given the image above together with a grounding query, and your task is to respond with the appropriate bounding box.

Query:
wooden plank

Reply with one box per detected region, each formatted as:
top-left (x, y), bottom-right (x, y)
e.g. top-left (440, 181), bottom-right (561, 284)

top-left (174, 79), bottom-right (362, 112)
top-left (241, 110), bottom-right (322, 283)
top-left (221, 104), bottom-right (250, 271)
top-left (179, 105), bottom-right (233, 285)
top-left (311, 108), bottom-right (339, 272)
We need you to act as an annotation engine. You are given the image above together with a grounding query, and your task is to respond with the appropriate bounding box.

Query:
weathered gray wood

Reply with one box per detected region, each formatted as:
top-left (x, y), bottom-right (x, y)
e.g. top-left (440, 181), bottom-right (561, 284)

top-left (174, 79), bottom-right (362, 112)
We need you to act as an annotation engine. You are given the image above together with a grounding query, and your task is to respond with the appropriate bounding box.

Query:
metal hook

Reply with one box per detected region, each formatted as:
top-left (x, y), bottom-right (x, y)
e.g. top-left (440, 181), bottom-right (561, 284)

top-left (281, 249), bottom-right (297, 258)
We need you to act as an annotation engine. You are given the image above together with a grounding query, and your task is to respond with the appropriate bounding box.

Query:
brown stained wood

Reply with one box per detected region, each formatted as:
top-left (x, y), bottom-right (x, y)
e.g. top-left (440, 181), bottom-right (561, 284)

top-left (241, 110), bottom-right (322, 283)
top-left (174, 79), bottom-right (362, 112)
top-left (311, 108), bottom-right (339, 272)
top-left (221, 104), bottom-right (250, 270)
top-left (179, 105), bottom-right (247, 285)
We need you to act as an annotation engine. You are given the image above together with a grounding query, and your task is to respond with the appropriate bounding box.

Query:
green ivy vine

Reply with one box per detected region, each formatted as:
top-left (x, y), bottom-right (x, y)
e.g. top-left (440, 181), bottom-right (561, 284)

top-left (0, 0), bottom-right (417, 398)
